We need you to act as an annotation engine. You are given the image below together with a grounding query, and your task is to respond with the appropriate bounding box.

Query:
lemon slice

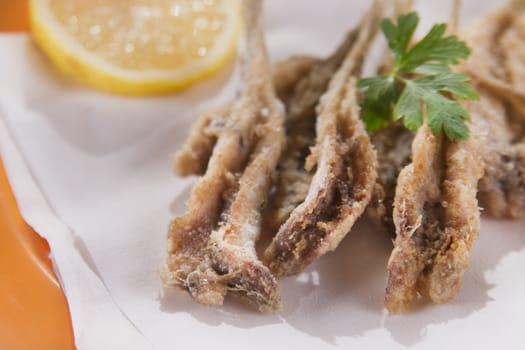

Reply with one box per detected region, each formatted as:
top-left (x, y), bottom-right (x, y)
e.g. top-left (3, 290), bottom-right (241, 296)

top-left (29, 0), bottom-right (240, 95)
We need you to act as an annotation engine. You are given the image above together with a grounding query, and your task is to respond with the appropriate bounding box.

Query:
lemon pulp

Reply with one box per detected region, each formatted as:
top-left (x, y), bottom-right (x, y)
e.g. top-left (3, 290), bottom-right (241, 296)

top-left (30, 0), bottom-right (240, 95)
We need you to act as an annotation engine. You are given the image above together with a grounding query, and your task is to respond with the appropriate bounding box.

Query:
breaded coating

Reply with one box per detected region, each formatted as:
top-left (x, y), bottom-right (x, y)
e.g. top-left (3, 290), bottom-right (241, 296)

top-left (385, 127), bottom-right (483, 313)
top-left (462, 1), bottom-right (525, 218)
top-left (267, 29), bottom-right (360, 230)
top-left (264, 1), bottom-right (382, 277)
top-left (173, 55), bottom-right (318, 177)
top-left (164, 0), bottom-right (285, 311)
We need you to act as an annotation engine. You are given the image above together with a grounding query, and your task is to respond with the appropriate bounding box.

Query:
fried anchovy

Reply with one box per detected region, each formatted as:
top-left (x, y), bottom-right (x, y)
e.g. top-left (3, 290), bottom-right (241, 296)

top-left (173, 55), bottom-right (318, 177)
top-left (165, 0), bottom-right (286, 311)
top-left (384, 1), bottom-right (495, 312)
top-left (266, 29), bottom-right (360, 231)
top-left (462, 1), bottom-right (525, 218)
top-left (385, 126), bottom-right (483, 313)
top-left (264, 1), bottom-right (382, 277)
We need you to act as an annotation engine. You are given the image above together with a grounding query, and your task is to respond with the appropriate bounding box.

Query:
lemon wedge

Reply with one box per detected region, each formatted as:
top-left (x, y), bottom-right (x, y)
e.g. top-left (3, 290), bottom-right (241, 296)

top-left (29, 0), bottom-right (240, 95)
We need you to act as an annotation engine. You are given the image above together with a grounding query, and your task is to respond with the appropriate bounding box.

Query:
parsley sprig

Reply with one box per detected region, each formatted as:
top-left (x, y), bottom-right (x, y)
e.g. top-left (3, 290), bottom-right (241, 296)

top-left (357, 12), bottom-right (479, 141)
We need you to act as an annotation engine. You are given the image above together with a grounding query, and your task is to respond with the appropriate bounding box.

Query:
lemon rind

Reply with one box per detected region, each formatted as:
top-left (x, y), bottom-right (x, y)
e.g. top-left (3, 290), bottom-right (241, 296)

top-left (29, 0), bottom-right (240, 95)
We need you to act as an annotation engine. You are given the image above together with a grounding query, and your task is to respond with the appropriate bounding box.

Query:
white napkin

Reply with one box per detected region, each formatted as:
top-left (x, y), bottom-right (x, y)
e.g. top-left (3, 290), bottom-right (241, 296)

top-left (1, 1), bottom-right (524, 349)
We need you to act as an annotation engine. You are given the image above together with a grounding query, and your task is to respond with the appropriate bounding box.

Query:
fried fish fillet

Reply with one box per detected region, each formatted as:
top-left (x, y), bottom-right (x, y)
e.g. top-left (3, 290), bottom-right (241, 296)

top-left (173, 55), bottom-right (318, 177)
top-left (164, 0), bottom-right (286, 311)
top-left (267, 29), bottom-right (360, 230)
top-left (385, 127), bottom-right (483, 313)
top-left (383, 3), bottom-right (491, 313)
top-left (264, 1), bottom-right (382, 277)
top-left (462, 1), bottom-right (525, 218)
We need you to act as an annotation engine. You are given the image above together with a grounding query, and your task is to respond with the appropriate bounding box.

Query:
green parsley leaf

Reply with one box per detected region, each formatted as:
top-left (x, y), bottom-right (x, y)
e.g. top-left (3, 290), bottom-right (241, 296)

top-left (394, 79), bottom-right (471, 140)
top-left (411, 63), bottom-right (451, 75)
top-left (393, 81), bottom-right (423, 131)
top-left (425, 93), bottom-right (470, 140)
top-left (362, 99), bottom-right (393, 131)
top-left (357, 76), bottom-right (399, 102)
top-left (380, 12), bottom-right (418, 64)
top-left (358, 76), bottom-right (400, 131)
top-left (396, 24), bottom-right (471, 73)
top-left (357, 11), bottom-right (478, 141)
top-left (414, 72), bottom-right (479, 100)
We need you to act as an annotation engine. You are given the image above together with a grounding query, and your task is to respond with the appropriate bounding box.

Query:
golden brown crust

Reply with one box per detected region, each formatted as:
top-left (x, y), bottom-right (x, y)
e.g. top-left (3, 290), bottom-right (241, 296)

top-left (385, 1), bottom-right (525, 313)
top-left (165, 0), bottom-right (285, 311)
top-left (173, 104), bottom-right (230, 176)
top-left (173, 56), bottom-right (319, 178)
top-left (266, 29), bottom-right (361, 231)
top-left (264, 1), bottom-right (382, 276)
top-left (385, 127), bottom-right (483, 313)
top-left (462, 2), bottom-right (525, 218)
top-left (272, 55), bottom-right (320, 107)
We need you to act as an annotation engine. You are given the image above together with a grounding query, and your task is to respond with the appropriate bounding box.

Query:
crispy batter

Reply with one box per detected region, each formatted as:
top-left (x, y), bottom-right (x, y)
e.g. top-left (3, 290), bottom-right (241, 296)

top-left (267, 30), bottom-right (360, 230)
top-left (384, 2), bottom-right (495, 312)
top-left (205, 0), bottom-right (288, 308)
top-left (164, 0), bottom-right (285, 311)
top-left (462, 1), bottom-right (525, 218)
top-left (272, 55), bottom-right (320, 107)
top-left (264, 1), bottom-right (382, 277)
top-left (173, 55), bottom-right (318, 177)
top-left (385, 127), bottom-right (483, 313)
top-left (462, 2), bottom-right (525, 114)
top-left (466, 87), bottom-right (525, 218)
top-left (173, 104), bottom-right (230, 176)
